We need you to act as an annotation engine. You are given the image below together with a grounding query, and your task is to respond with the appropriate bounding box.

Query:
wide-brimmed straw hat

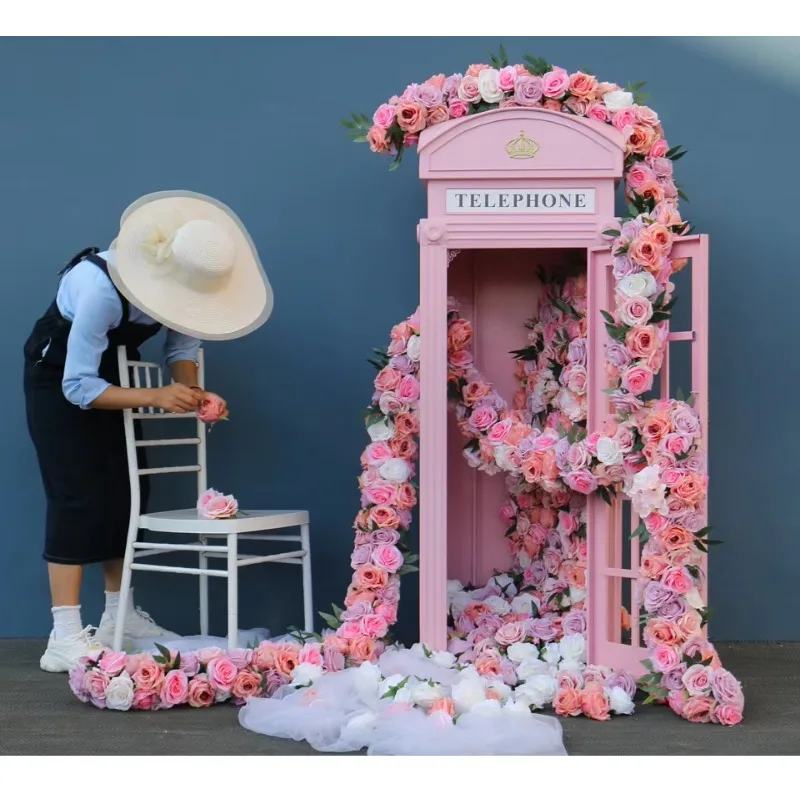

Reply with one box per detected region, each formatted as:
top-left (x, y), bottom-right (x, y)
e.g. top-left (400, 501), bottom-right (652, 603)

top-left (107, 190), bottom-right (273, 341)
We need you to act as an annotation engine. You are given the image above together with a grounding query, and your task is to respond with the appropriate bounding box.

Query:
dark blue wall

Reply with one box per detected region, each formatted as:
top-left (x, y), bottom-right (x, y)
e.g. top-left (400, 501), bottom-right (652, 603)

top-left (1, 37), bottom-right (795, 641)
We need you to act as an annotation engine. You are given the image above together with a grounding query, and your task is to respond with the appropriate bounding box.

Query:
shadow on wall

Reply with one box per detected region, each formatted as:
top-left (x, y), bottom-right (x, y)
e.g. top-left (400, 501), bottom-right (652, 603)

top-left (0, 36), bottom-right (796, 641)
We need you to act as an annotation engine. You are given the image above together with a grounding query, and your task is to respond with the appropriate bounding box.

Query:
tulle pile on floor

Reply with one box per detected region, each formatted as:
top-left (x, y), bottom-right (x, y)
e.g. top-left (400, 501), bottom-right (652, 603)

top-left (238, 648), bottom-right (567, 756)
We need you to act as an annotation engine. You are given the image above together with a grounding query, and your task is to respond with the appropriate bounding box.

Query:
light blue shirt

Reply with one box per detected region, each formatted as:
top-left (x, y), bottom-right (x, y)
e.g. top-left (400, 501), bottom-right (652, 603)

top-left (56, 252), bottom-right (201, 409)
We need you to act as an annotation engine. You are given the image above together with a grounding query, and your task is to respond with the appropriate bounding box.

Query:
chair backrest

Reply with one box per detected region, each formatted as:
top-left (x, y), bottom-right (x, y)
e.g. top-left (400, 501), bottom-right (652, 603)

top-left (117, 345), bottom-right (208, 519)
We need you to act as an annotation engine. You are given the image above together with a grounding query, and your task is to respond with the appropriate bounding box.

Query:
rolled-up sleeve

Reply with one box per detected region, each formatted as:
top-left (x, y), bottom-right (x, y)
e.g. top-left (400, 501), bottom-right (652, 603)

top-left (62, 279), bottom-right (123, 409)
top-left (164, 329), bottom-right (201, 367)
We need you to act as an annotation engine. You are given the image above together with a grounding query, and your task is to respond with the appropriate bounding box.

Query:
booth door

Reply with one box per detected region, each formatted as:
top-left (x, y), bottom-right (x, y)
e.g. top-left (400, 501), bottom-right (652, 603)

top-left (587, 236), bottom-right (710, 675)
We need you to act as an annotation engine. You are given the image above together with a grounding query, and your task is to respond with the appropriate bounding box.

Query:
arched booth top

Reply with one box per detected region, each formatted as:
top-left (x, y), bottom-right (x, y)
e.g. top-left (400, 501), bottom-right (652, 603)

top-left (416, 109), bottom-right (626, 247)
top-left (418, 108), bottom-right (626, 181)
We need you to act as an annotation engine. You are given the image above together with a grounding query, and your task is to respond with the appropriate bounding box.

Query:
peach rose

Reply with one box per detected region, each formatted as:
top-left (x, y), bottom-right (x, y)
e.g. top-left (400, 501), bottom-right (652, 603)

top-left (644, 618), bottom-right (682, 646)
top-left (626, 325), bottom-right (658, 359)
top-left (232, 668), bottom-right (263, 702)
top-left (554, 687), bottom-right (583, 717)
top-left (646, 223), bottom-right (673, 252)
top-left (569, 71), bottom-right (598, 99)
top-left (641, 553), bottom-right (669, 580)
top-left (475, 651), bottom-right (503, 678)
top-left (673, 474), bottom-right (707, 506)
top-left (427, 104), bottom-right (448, 125)
top-left (628, 235), bottom-right (663, 272)
top-left (132, 657), bottom-right (164, 692)
top-left (639, 180), bottom-right (666, 205)
top-left (677, 611), bottom-right (703, 639)
top-left (252, 643), bottom-right (276, 671)
top-left (682, 695), bottom-right (714, 723)
top-left (367, 125), bottom-right (391, 154)
top-left (354, 563), bottom-right (389, 591)
top-left (394, 411), bottom-right (419, 436)
top-left (428, 697), bottom-right (455, 716)
top-left (581, 687), bottom-right (611, 721)
top-left (395, 101), bottom-right (426, 134)
top-left (375, 367), bottom-right (401, 392)
top-left (627, 124), bottom-right (657, 155)
top-left (273, 644), bottom-right (301, 680)
top-left (187, 675), bottom-right (215, 708)
top-left (348, 636), bottom-right (377, 664)
top-left (662, 525), bottom-right (693, 550)
top-left (369, 505), bottom-right (400, 530)
top-left (466, 63), bottom-right (490, 77)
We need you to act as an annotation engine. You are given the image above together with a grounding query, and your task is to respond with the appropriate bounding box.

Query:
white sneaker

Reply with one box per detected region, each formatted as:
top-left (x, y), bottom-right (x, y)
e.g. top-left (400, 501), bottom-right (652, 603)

top-left (97, 606), bottom-right (177, 649)
top-left (40, 626), bottom-right (106, 673)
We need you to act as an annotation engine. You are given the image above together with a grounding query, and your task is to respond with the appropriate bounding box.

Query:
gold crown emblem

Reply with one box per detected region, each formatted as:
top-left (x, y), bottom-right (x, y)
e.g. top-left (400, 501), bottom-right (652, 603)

top-left (505, 131), bottom-right (540, 160)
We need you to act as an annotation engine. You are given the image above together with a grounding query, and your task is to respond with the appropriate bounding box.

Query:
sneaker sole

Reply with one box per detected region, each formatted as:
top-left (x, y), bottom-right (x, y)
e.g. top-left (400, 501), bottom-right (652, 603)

top-left (40, 653), bottom-right (74, 673)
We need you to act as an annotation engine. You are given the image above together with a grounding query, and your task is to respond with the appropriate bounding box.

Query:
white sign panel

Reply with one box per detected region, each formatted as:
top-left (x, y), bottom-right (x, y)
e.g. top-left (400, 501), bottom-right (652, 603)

top-left (446, 188), bottom-right (596, 214)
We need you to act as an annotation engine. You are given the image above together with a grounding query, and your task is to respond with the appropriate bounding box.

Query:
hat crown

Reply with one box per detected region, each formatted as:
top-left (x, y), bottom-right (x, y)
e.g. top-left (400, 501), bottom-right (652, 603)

top-left (172, 219), bottom-right (235, 278)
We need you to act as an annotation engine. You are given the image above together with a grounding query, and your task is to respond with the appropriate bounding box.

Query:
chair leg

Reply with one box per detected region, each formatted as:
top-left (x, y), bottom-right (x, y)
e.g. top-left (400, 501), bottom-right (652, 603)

top-left (227, 533), bottom-right (238, 649)
top-left (199, 536), bottom-right (209, 637)
top-left (300, 523), bottom-right (314, 633)
top-left (114, 523), bottom-right (138, 653)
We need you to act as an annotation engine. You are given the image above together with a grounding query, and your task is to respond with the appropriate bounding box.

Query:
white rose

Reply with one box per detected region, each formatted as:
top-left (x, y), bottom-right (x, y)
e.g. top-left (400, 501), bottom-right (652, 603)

top-left (603, 89), bottom-right (634, 112)
top-left (367, 418), bottom-right (395, 443)
top-left (517, 550), bottom-right (532, 570)
top-left (452, 677), bottom-right (487, 713)
top-left (510, 593), bottom-right (537, 616)
top-left (516, 657), bottom-right (550, 681)
top-left (379, 457), bottom-right (410, 483)
top-left (469, 698), bottom-right (504, 717)
top-left (354, 661), bottom-right (382, 703)
top-left (410, 680), bottom-right (443, 709)
top-left (560, 633), bottom-right (587, 664)
top-left (449, 591), bottom-right (472, 616)
top-left (570, 587), bottom-right (586, 605)
top-left (596, 436), bottom-right (623, 466)
top-left (485, 596), bottom-right (511, 616)
top-left (447, 579), bottom-right (464, 596)
top-left (617, 272), bottom-right (657, 299)
top-left (514, 681), bottom-right (546, 710)
top-left (378, 673), bottom-right (406, 698)
top-left (526, 674), bottom-right (558, 705)
top-left (559, 659), bottom-right (584, 674)
top-left (486, 680), bottom-right (512, 702)
top-left (409, 642), bottom-right (427, 659)
top-left (406, 334), bottom-right (421, 362)
top-left (632, 465), bottom-right (661, 493)
top-left (343, 710), bottom-right (378, 742)
top-left (632, 486), bottom-right (668, 518)
top-left (458, 665), bottom-right (480, 681)
top-left (477, 68), bottom-right (504, 104)
top-left (494, 445), bottom-right (518, 474)
top-left (292, 662), bottom-right (323, 686)
top-left (507, 642), bottom-right (539, 664)
top-left (105, 672), bottom-right (134, 711)
top-left (503, 699), bottom-right (533, 717)
top-left (541, 643), bottom-right (562, 666)
top-left (685, 587), bottom-right (705, 610)
top-left (492, 573), bottom-right (515, 593)
top-left (431, 651), bottom-right (457, 669)
top-left (607, 686), bottom-right (635, 715)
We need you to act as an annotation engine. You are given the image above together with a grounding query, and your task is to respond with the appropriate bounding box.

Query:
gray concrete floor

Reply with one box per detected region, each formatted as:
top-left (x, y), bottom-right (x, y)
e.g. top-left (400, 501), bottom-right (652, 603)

top-left (0, 639), bottom-right (798, 755)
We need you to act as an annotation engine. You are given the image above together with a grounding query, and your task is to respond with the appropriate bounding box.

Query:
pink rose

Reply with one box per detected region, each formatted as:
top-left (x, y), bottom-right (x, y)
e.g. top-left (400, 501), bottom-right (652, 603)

top-left (448, 99), bottom-right (470, 118)
top-left (564, 469), bottom-right (598, 495)
top-left (360, 614), bottom-right (389, 638)
top-left (322, 647), bottom-right (345, 672)
top-left (497, 65), bottom-right (517, 92)
top-left (132, 657), bottom-right (164, 692)
top-left (197, 489), bottom-right (238, 520)
top-left (187, 675), bottom-right (215, 708)
top-left (621, 365), bottom-right (654, 395)
top-left (362, 480), bottom-right (397, 507)
top-left (196, 646), bottom-right (225, 666)
top-left (84, 670), bottom-right (110, 708)
top-left (372, 103), bottom-right (396, 129)
top-left (618, 296), bottom-right (653, 327)
top-left (494, 622), bottom-right (525, 646)
top-left (488, 418), bottom-right (513, 445)
top-left (662, 567), bottom-right (694, 594)
top-left (98, 651), bottom-right (127, 676)
top-left (612, 107), bottom-right (637, 131)
top-left (712, 669), bottom-right (744, 707)
top-left (649, 138), bottom-right (669, 158)
top-left (364, 441), bottom-right (393, 466)
top-left (587, 102), bottom-right (610, 122)
top-left (457, 76), bottom-right (481, 103)
top-left (682, 664), bottom-right (714, 697)
top-left (712, 703), bottom-right (743, 726)
top-left (396, 374), bottom-right (420, 403)
top-left (197, 392), bottom-right (228, 424)
top-left (69, 666), bottom-right (90, 701)
top-left (231, 669), bottom-right (262, 703)
top-left (683, 695), bottom-right (715, 723)
top-left (227, 648), bottom-right (253, 670)
top-left (651, 644), bottom-right (682, 673)
top-left (206, 656), bottom-right (238, 694)
top-left (469, 406), bottom-right (498, 432)
top-left (299, 643), bottom-right (323, 667)
top-left (179, 651), bottom-right (200, 677)
top-left (541, 68), bottom-right (570, 99)
top-left (372, 543), bottom-right (404, 573)
top-left (375, 366), bottom-right (401, 392)
top-left (160, 669), bottom-right (189, 708)
top-left (667, 689), bottom-right (685, 716)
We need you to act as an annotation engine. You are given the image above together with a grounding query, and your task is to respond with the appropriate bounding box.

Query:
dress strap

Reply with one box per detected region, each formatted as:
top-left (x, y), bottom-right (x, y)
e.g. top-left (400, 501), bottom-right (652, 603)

top-left (58, 246), bottom-right (100, 275)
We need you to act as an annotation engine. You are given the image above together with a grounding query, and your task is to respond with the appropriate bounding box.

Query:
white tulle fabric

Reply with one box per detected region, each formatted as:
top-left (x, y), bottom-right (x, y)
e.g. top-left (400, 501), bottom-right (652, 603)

top-left (238, 649), bottom-right (567, 756)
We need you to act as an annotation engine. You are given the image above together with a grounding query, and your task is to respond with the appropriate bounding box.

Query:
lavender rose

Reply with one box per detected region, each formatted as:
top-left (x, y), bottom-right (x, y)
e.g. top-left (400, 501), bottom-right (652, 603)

top-left (643, 580), bottom-right (677, 613)
top-left (605, 670), bottom-right (637, 699)
top-left (514, 74), bottom-right (543, 106)
top-left (712, 669), bottom-right (745, 707)
top-left (562, 610), bottom-right (587, 636)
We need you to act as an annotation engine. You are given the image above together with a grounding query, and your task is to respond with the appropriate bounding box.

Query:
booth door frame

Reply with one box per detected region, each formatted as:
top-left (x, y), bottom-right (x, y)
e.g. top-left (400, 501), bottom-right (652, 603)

top-left (586, 235), bottom-right (710, 675)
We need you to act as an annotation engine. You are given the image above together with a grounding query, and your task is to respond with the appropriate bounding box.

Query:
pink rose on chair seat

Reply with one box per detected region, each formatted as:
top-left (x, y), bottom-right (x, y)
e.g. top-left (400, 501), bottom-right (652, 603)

top-left (197, 393), bottom-right (228, 424)
top-left (206, 656), bottom-right (238, 694)
top-left (371, 544), bottom-right (404, 573)
top-left (198, 490), bottom-right (239, 520)
top-left (187, 676), bottom-right (215, 708)
top-left (98, 651), bottom-right (127, 676)
top-left (160, 669), bottom-right (189, 708)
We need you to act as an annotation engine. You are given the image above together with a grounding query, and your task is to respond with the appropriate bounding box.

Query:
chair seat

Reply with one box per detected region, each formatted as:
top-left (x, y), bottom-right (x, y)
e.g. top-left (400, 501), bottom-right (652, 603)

top-left (140, 509), bottom-right (310, 535)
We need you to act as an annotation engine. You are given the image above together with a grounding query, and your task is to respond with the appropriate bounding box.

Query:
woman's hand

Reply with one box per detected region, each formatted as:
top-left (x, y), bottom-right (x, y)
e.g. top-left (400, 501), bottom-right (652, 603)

top-left (150, 383), bottom-right (201, 414)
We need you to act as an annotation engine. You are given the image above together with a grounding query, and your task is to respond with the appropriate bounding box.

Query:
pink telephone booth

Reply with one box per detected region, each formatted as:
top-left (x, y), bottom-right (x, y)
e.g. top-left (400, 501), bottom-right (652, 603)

top-left (416, 108), bottom-right (709, 676)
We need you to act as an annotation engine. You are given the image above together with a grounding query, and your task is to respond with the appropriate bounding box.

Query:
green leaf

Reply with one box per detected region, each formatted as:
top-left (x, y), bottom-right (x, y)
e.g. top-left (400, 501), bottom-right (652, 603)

top-left (649, 311), bottom-right (671, 323)
top-left (602, 229), bottom-right (621, 238)
top-left (499, 44), bottom-right (509, 67)
top-left (398, 563), bottom-right (420, 576)
top-left (597, 485), bottom-right (613, 506)
top-left (600, 310), bottom-right (616, 325)
top-left (155, 642), bottom-right (172, 662)
top-left (693, 526), bottom-right (713, 539)
top-left (318, 611), bottom-right (340, 629)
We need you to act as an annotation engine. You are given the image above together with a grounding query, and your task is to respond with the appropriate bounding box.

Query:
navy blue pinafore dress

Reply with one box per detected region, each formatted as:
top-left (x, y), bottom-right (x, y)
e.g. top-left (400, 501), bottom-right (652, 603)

top-left (23, 248), bottom-right (162, 565)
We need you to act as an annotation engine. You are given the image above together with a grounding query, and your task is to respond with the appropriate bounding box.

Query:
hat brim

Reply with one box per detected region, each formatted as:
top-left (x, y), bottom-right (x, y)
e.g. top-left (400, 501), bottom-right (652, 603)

top-left (108, 190), bottom-right (273, 341)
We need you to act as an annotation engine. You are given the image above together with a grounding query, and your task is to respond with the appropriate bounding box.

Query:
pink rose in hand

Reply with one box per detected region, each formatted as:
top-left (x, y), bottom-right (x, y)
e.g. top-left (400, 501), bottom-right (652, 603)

top-left (197, 393), bottom-right (228, 424)
top-left (197, 489), bottom-right (239, 520)
top-left (160, 669), bottom-right (189, 708)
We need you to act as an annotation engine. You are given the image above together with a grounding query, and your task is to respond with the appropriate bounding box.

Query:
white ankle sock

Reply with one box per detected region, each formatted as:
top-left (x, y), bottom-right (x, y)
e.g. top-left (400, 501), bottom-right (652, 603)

top-left (105, 589), bottom-right (134, 620)
top-left (52, 605), bottom-right (83, 641)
